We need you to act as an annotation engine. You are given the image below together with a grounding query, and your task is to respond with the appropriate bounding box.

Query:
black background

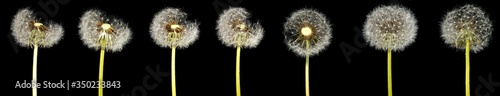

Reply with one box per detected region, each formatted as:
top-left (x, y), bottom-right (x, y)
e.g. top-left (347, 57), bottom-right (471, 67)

top-left (2, 0), bottom-right (499, 96)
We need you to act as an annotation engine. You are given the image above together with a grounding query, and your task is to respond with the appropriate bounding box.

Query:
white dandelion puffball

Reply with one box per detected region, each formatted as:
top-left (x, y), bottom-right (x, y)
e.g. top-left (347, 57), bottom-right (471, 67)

top-left (150, 8), bottom-right (199, 49)
top-left (79, 9), bottom-right (132, 52)
top-left (283, 9), bottom-right (332, 57)
top-left (11, 8), bottom-right (64, 48)
top-left (216, 7), bottom-right (264, 48)
top-left (441, 4), bottom-right (493, 53)
top-left (363, 5), bottom-right (418, 52)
